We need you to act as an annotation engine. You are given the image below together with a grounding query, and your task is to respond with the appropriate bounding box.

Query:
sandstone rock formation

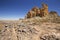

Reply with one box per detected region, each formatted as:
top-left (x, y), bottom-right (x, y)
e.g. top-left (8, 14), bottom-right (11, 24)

top-left (26, 3), bottom-right (49, 18)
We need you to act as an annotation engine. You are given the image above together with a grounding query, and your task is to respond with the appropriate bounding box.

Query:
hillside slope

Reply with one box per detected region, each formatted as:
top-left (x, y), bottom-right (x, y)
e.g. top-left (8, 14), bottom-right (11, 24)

top-left (0, 16), bottom-right (60, 40)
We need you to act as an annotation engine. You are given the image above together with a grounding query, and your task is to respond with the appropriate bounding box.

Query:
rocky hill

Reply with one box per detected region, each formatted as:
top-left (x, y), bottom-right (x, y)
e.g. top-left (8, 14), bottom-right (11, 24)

top-left (0, 15), bottom-right (60, 40)
top-left (0, 3), bottom-right (60, 40)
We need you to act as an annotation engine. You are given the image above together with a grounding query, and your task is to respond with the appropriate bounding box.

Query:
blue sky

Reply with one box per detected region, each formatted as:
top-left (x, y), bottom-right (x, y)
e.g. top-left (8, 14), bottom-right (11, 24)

top-left (0, 0), bottom-right (60, 20)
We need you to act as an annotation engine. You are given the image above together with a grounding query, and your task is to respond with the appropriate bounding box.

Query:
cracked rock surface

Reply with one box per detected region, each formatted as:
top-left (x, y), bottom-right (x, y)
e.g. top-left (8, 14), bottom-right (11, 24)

top-left (0, 17), bottom-right (60, 40)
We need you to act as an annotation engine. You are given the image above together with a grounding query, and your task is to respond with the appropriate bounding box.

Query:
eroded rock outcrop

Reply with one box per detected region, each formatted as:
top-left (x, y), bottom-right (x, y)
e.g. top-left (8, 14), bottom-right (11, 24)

top-left (25, 3), bottom-right (49, 18)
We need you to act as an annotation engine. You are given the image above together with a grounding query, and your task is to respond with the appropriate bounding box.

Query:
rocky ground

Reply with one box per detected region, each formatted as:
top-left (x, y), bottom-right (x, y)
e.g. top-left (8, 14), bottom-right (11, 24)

top-left (0, 16), bottom-right (60, 40)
